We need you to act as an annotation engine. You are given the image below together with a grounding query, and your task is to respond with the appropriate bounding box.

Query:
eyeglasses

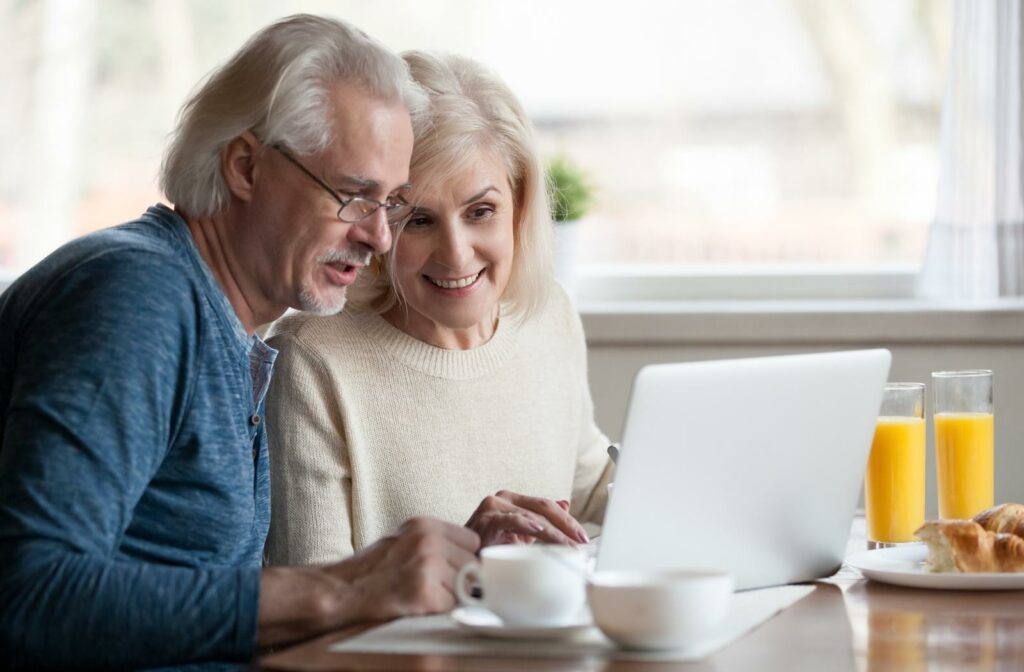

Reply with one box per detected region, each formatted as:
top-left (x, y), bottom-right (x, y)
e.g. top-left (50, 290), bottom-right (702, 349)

top-left (270, 145), bottom-right (413, 226)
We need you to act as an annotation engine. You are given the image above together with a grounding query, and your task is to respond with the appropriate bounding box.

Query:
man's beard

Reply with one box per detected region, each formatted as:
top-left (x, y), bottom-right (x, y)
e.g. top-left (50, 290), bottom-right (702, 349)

top-left (297, 286), bottom-right (347, 315)
top-left (297, 248), bottom-right (371, 315)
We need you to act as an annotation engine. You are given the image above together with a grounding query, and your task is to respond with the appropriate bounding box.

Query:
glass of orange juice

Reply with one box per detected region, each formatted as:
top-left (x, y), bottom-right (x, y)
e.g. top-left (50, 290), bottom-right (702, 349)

top-left (864, 383), bottom-right (926, 549)
top-left (932, 370), bottom-right (994, 519)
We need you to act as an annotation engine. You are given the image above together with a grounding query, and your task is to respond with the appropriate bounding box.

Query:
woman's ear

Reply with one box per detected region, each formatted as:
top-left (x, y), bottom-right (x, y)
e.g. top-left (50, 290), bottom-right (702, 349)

top-left (221, 131), bottom-right (262, 203)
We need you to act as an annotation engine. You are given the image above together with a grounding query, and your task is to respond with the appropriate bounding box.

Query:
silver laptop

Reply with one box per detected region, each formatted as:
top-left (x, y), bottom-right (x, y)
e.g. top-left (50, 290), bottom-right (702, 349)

top-left (596, 349), bottom-right (891, 590)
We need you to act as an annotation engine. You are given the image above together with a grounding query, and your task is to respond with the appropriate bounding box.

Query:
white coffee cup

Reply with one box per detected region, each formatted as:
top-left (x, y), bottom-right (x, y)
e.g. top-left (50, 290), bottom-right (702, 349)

top-left (455, 544), bottom-right (588, 626)
top-left (588, 569), bottom-right (733, 650)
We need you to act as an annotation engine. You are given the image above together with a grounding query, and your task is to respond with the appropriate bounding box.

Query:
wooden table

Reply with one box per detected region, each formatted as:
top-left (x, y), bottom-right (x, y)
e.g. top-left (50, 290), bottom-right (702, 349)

top-left (260, 522), bottom-right (1024, 671)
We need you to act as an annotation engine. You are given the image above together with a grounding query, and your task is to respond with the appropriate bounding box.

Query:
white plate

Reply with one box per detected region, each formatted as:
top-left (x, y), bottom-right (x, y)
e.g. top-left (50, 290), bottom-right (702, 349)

top-left (846, 544), bottom-right (1024, 590)
top-left (450, 606), bottom-right (594, 640)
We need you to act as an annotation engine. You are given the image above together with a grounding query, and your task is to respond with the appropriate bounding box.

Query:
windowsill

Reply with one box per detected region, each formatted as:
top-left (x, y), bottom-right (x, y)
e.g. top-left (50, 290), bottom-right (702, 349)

top-left (571, 265), bottom-right (1024, 345)
top-left (577, 298), bottom-right (1024, 345)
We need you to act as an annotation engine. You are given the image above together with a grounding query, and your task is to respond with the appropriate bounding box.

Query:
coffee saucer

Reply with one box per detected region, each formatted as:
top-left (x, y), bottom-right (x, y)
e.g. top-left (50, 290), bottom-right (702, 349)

top-left (450, 606), bottom-right (594, 641)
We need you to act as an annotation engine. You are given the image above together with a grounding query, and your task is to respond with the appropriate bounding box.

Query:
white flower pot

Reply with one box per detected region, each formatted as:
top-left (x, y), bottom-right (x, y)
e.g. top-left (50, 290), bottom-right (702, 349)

top-left (553, 220), bottom-right (580, 296)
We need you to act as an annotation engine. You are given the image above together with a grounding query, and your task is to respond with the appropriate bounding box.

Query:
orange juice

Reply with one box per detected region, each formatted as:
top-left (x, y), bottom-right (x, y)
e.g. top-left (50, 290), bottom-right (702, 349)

top-left (934, 412), bottom-right (994, 519)
top-left (865, 416), bottom-right (926, 543)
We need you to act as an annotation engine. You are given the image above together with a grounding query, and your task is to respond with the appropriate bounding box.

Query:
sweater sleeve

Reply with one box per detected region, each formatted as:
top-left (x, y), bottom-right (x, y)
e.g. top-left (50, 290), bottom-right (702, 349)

top-left (569, 376), bottom-right (614, 525)
top-left (560, 290), bottom-right (614, 526)
top-left (0, 254), bottom-right (260, 669)
top-left (264, 330), bottom-right (356, 565)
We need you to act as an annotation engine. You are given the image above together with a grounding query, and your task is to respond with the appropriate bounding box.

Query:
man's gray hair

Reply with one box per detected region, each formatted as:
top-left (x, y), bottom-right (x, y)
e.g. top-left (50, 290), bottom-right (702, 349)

top-left (160, 14), bottom-right (423, 218)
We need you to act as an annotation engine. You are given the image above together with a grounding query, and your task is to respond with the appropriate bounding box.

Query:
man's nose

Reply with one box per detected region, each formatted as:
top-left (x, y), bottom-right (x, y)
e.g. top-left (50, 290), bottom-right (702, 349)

top-left (350, 207), bottom-right (392, 256)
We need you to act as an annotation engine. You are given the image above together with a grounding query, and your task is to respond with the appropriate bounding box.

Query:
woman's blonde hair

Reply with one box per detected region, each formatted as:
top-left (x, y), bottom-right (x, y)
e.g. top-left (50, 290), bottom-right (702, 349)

top-left (160, 14), bottom-right (422, 218)
top-left (350, 51), bottom-right (554, 321)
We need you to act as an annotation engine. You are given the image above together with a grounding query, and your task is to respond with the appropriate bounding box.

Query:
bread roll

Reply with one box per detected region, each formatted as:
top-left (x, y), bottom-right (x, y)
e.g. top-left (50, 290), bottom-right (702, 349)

top-left (915, 520), bottom-right (1024, 573)
top-left (973, 503), bottom-right (1024, 537)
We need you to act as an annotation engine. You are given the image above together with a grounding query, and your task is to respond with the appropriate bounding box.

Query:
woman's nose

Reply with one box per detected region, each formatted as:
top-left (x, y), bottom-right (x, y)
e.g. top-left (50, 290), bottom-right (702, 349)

top-left (434, 223), bottom-right (473, 270)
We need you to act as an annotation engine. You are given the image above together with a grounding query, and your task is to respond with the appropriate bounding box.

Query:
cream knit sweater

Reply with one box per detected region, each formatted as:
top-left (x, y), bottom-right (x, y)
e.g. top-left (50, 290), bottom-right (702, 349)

top-left (264, 285), bottom-right (613, 566)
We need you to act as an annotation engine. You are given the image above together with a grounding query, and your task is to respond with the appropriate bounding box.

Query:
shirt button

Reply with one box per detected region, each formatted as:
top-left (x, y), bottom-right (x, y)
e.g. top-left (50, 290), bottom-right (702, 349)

top-left (250, 414), bottom-right (261, 426)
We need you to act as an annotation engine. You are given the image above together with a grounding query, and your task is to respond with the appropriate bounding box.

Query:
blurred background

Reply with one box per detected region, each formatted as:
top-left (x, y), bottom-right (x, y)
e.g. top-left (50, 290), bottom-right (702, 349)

top-left (0, 0), bottom-right (950, 276)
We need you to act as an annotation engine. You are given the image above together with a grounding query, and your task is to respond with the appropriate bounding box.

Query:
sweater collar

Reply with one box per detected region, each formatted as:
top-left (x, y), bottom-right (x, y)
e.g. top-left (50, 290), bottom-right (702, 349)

top-left (351, 305), bottom-right (521, 380)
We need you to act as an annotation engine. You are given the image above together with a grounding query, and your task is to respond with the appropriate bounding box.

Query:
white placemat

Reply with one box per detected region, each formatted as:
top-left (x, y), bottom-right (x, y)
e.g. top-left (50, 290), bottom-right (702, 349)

top-left (329, 584), bottom-right (814, 662)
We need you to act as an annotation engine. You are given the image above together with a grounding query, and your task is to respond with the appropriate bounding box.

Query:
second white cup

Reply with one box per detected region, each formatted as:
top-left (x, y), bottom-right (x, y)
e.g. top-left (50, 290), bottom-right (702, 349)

top-left (455, 544), bottom-right (587, 626)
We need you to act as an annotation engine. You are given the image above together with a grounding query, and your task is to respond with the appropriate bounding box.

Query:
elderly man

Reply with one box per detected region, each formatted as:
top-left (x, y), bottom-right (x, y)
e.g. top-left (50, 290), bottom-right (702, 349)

top-left (0, 14), bottom-right (479, 670)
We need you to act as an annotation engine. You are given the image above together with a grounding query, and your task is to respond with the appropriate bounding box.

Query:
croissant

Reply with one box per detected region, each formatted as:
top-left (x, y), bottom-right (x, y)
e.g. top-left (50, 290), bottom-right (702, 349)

top-left (973, 503), bottom-right (1024, 537)
top-left (915, 520), bottom-right (1024, 573)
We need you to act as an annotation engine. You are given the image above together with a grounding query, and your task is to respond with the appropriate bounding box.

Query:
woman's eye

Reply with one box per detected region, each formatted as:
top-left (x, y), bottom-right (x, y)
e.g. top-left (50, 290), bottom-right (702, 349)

top-left (405, 215), bottom-right (432, 229)
top-left (469, 205), bottom-right (496, 220)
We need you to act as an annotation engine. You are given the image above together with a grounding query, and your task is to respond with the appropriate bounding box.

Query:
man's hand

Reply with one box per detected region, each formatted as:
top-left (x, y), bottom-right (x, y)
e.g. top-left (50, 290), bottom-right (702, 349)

top-left (326, 517), bottom-right (480, 621)
top-left (465, 490), bottom-right (589, 547)
top-left (258, 517), bottom-right (479, 648)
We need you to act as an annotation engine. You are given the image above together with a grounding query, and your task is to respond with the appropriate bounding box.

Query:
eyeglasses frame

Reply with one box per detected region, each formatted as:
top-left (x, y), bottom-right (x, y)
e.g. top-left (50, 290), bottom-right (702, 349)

top-left (269, 144), bottom-right (412, 226)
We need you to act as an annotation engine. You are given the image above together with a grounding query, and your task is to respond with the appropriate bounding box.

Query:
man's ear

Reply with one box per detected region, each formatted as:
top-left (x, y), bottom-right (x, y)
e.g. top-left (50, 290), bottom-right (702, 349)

top-left (221, 131), bottom-right (262, 203)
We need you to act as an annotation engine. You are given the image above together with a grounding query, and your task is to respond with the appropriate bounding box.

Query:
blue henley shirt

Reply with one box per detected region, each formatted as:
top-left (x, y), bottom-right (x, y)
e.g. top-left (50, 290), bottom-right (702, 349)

top-left (0, 204), bottom-right (276, 669)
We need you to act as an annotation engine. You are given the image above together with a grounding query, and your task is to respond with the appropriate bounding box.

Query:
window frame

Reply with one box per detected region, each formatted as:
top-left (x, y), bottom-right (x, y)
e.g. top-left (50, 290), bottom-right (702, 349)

top-left (573, 263), bottom-right (920, 303)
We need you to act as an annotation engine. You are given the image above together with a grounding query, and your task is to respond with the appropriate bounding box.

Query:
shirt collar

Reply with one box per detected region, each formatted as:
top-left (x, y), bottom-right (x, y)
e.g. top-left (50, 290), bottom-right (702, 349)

top-left (147, 203), bottom-right (253, 354)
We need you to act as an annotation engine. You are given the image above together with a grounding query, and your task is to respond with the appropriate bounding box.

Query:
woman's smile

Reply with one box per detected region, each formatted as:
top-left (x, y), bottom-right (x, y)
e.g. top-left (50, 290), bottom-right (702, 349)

top-left (424, 269), bottom-right (485, 292)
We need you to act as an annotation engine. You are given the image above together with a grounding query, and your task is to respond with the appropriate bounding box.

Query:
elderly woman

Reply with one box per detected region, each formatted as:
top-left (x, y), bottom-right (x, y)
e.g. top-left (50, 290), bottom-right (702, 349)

top-left (265, 51), bottom-right (612, 566)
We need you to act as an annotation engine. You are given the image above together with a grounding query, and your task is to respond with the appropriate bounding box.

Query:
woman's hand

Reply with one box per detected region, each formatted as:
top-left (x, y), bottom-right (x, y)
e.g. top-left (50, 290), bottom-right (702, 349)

top-left (464, 490), bottom-right (590, 547)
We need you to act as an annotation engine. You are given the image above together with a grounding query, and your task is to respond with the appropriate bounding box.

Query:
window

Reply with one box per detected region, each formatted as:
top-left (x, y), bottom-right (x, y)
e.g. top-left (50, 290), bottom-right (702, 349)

top-left (0, 0), bottom-right (950, 288)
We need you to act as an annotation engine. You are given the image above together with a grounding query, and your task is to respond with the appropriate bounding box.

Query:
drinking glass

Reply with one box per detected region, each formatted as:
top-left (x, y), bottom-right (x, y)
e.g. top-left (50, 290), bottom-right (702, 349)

top-left (864, 383), bottom-right (926, 549)
top-left (932, 370), bottom-right (994, 519)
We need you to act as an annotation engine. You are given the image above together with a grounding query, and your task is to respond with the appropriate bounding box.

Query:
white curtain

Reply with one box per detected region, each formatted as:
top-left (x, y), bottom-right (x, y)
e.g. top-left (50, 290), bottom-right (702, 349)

top-left (918, 0), bottom-right (1024, 300)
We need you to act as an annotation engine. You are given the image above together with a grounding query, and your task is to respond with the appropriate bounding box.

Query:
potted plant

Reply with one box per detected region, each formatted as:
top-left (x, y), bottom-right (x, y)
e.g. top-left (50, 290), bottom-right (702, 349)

top-left (546, 155), bottom-right (594, 292)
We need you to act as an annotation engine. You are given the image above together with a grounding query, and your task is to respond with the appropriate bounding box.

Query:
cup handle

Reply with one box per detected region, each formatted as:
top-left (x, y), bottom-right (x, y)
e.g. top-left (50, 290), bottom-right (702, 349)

top-left (455, 561), bottom-right (483, 607)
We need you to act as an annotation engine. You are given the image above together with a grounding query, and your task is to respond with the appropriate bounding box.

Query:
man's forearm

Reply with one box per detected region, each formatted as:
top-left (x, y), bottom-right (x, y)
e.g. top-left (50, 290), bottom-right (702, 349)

top-left (0, 550), bottom-right (259, 669)
top-left (257, 565), bottom-right (367, 648)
